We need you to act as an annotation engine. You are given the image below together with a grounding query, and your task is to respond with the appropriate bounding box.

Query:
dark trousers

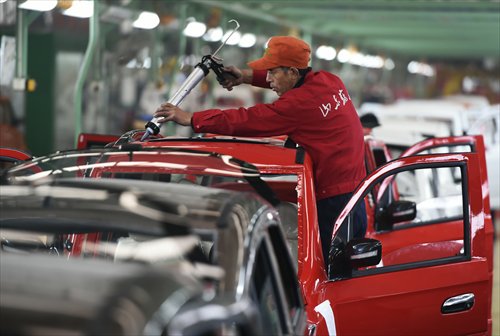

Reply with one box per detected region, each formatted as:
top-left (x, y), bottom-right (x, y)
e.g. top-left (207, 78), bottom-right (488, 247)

top-left (317, 193), bottom-right (367, 267)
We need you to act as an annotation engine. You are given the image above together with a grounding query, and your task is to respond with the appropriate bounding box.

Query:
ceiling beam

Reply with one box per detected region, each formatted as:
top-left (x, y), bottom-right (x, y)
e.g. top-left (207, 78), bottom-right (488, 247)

top-left (249, 0), bottom-right (500, 12)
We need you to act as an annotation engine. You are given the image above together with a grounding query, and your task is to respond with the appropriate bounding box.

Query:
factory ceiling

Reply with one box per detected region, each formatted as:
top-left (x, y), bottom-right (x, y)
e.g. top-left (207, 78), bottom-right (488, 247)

top-left (183, 0), bottom-right (500, 61)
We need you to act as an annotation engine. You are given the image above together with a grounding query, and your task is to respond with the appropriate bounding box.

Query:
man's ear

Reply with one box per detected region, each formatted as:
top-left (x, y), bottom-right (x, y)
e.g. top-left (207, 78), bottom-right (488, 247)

top-left (290, 67), bottom-right (299, 77)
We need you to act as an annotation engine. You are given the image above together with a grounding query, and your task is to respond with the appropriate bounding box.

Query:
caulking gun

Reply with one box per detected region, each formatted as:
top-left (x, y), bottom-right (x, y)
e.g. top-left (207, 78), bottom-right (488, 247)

top-left (141, 20), bottom-right (240, 141)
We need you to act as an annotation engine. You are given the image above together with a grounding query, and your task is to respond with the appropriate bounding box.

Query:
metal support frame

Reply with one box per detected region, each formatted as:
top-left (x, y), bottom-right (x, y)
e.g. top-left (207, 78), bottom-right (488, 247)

top-left (74, 0), bottom-right (100, 146)
top-left (15, 6), bottom-right (40, 82)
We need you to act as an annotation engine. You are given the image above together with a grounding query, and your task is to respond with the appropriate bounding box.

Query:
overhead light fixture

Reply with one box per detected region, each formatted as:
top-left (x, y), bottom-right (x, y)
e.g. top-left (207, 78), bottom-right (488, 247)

top-left (18, 0), bottom-right (57, 11)
top-left (63, 0), bottom-right (93, 18)
top-left (337, 48), bottom-right (351, 63)
top-left (349, 52), bottom-right (365, 66)
top-left (366, 55), bottom-right (385, 69)
top-left (239, 33), bottom-right (256, 48)
top-left (384, 58), bottom-right (395, 70)
top-left (183, 20), bottom-right (207, 38)
top-left (407, 61), bottom-right (435, 77)
top-left (315, 45), bottom-right (336, 61)
top-left (203, 27), bottom-right (223, 42)
top-left (133, 11), bottom-right (160, 30)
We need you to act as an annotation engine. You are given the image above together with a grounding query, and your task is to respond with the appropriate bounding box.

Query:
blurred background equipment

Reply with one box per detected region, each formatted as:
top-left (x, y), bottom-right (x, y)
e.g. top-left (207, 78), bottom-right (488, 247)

top-left (0, 95), bottom-right (27, 151)
top-left (1, 0), bottom-right (498, 155)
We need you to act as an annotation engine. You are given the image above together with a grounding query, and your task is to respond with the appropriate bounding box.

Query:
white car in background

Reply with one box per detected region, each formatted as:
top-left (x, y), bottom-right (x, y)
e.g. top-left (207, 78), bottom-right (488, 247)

top-left (359, 97), bottom-right (499, 211)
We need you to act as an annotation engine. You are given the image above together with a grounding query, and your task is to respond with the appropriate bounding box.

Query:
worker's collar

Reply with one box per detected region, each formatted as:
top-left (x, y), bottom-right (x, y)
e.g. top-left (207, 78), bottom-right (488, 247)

top-left (293, 67), bottom-right (312, 88)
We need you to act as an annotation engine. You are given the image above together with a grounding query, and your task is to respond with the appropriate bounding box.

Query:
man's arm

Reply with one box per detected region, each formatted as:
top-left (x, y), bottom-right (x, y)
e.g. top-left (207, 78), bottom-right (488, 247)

top-left (222, 67), bottom-right (268, 89)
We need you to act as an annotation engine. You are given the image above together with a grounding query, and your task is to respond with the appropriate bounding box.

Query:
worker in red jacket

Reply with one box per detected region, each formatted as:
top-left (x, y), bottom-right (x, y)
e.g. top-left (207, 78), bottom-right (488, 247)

top-left (154, 36), bottom-right (366, 269)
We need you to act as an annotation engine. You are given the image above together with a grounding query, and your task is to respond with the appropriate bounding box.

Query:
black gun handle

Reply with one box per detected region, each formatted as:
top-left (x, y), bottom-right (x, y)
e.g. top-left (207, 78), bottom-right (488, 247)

top-left (207, 56), bottom-right (237, 85)
top-left (216, 70), bottom-right (237, 85)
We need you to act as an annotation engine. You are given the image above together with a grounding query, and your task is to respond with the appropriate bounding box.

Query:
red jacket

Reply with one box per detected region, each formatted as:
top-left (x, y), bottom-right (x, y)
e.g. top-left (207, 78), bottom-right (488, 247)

top-left (192, 70), bottom-right (365, 200)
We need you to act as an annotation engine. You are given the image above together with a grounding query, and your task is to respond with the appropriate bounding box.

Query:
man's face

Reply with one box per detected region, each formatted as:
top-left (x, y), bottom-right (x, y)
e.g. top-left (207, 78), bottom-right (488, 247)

top-left (266, 67), bottom-right (298, 96)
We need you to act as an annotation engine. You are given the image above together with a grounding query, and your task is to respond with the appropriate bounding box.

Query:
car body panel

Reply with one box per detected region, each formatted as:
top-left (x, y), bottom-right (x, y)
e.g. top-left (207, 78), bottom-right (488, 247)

top-left (0, 147), bottom-right (32, 162)
top-left (2, 133), bottom-right (493, 335)
top-left (0, 252), bottom-right (204, 335)
top-left (1, 159), bottom-right (306, 335)
top-left (326, 152), bottom-right (491, 335)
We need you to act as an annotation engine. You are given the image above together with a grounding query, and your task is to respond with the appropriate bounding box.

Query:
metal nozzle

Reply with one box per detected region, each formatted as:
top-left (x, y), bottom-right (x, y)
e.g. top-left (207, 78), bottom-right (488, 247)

top-left (141, 129), bottom-right (152, 141)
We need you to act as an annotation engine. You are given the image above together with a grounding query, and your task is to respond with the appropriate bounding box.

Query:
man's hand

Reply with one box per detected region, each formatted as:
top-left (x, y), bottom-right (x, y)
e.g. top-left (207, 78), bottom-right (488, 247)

top-left (219, 65), bottom-right (242, 91)
top-left (219, 66), bottom-right (253, 91)
top-left (154, 103), bottom-right (193, 126)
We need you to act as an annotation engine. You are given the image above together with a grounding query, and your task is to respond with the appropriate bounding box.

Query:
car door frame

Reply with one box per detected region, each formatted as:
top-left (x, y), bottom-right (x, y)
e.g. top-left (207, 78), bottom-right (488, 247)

top-left (364, 135), bottom-right (493, 260)
top-left (311, 152), bottom-right (491, 335)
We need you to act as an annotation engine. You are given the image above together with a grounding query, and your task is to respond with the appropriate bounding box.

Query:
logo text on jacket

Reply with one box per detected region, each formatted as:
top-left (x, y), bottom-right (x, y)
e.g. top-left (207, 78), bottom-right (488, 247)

top-left (319, 89), bottom-right (351, 117)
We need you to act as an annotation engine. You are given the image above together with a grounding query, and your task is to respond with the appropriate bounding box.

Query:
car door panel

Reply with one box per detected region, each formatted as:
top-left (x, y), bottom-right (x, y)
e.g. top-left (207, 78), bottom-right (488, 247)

top-left (323, 259), bottom-right (489, 335)
top-left (368, 219), bottom-right (463, 258)
top-left (323, 152), bottom-right (490, 335)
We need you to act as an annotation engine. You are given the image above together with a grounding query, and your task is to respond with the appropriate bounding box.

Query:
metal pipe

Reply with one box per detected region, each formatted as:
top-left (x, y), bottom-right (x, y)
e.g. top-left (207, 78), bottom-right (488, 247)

top-left (15, 6), bottom-right (25, 79)
top-left (73, 0), bottom-right (100, 146)
top-left (15, 7), bottom-right (39, 79)
top-left (150, 28), bottom-right (160, 83)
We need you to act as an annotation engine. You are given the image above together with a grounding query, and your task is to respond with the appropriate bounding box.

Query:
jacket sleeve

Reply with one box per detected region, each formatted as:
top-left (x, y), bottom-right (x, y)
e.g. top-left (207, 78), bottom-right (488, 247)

top-left (192, 99), bottom-right (298, 137)
top-left (251, 70), bottom-right (271, 89)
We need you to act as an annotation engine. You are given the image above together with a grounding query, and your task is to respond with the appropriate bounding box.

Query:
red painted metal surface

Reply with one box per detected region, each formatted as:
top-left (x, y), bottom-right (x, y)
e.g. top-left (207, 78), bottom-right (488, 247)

top-left (0, 147), bottom-right (32, 161)
top-left (76, 133), bottom-right (120, 150)
top-left (134, 134), bottom-right (493, 335)
top-left (8, 132), bottom-right (492, 334)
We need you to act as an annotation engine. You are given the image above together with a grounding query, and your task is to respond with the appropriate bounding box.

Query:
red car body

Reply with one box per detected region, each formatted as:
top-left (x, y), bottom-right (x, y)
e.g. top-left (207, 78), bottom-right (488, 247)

top-left (6, 132), bottom-right (494, 335)
top-left (121, 133), bottom-right (494, 336)
top-left (0, 147), bottom-right (32, 162)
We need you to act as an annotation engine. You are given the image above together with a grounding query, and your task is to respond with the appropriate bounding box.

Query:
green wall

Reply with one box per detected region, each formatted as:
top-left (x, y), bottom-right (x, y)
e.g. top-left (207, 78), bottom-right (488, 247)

top-left (26, 32), bottom-right (55, 156)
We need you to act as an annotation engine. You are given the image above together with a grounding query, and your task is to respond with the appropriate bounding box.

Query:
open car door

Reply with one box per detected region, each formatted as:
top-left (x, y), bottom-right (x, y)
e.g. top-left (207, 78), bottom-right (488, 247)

top-left (399, 135), bottom-right (492, 216)
top-left (365, 135), bottom-right (493, 256)
top-left (317, 149), bottom-right (492, 335)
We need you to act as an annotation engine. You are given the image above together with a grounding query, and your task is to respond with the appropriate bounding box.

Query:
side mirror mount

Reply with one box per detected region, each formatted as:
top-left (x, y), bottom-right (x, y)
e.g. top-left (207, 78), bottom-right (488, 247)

top-left (375, 200), bottom-right (416, 231)
top-left (346, 238), bottom-right (382, 269)
top-left (328, 236), bottom-right (349, 280)
top-left (328, 237), bottom-right (382, 280)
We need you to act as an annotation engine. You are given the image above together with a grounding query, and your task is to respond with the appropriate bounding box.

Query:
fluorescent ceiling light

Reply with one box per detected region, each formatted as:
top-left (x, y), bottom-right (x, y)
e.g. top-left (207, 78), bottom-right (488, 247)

top-left (133, 11), bottom-right (160, 30)
top-left (315, 45), bottom-right (336, 61)
top-left (361, 55), bottom-right (384, 69)
top-left (239, 33), bottom-right (256, 48)
top-left (407, 61), bottom-right (435, 77)
top-left (18, 0), bottom-right (57, 11)
top-left (203, 27), bottom-right (223, 42)
top-left (337, 49), bottom-right (351, 63)
top-left (63, 0), bottom-right (93, 18)
top-left (384, 58), bottom-right (395, 70)
top-left (349, 52), bottom-right (365, 66)
top-left (183, 21), bottom-right (207, 38)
